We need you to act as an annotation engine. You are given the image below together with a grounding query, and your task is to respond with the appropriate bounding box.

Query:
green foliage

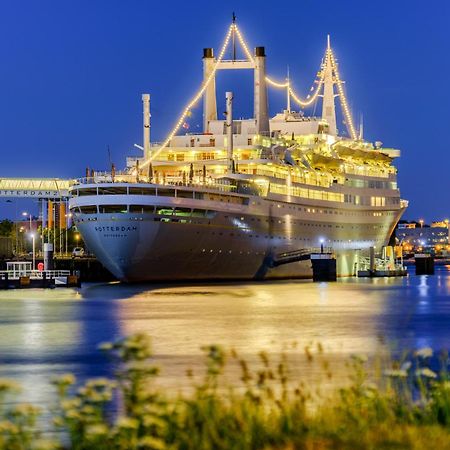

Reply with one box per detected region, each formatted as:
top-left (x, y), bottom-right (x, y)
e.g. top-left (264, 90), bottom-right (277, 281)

top-left (1, 336), bottom-right (450, 449)
top-left (0, 219), bottom-right (13, 237)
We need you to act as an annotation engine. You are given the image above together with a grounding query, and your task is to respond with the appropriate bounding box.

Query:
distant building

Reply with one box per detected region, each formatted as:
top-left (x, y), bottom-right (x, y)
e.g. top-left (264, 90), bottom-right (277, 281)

top-left (396, 220), bottom-right (449, 252)
top-left (398, 223), bottom-right (416, 229)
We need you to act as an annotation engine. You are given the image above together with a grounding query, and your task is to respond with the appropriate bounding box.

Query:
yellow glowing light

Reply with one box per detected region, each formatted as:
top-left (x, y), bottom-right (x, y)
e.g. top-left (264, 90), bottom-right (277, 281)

top-left (329, 48), bottom-right (357, 139)
top-left (140, 24), bottom-right (235, 170)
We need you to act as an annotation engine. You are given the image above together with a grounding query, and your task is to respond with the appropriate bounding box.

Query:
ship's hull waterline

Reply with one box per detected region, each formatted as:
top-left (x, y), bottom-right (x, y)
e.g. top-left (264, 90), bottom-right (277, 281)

top-left (72, 192), bottom-right (405, 282)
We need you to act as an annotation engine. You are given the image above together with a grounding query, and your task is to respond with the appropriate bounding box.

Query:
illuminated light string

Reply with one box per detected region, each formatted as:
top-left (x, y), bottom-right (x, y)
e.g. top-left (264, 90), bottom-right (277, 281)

top-left (140, 24), bottom-right (235, 170)
top-left (266, 74), bottom-right (324, 108)
top-left (140, 22), bottom-right (357, 171)
top-left (234, 25), bottom-right (254, 63)
top-left (329, 49), bottom-right (357, 140)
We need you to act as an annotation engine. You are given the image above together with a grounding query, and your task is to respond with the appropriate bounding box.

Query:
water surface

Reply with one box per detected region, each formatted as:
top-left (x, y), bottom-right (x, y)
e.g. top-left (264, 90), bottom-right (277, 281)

top-left (0, 266), bottom-right (449, 407)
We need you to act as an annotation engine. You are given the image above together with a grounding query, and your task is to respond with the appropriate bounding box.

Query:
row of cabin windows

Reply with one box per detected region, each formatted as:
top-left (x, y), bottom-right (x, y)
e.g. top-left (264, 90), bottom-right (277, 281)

top-left (73, 205), bottom-right (215, 218)
top-left (74, 187), bottom-right (247, 204)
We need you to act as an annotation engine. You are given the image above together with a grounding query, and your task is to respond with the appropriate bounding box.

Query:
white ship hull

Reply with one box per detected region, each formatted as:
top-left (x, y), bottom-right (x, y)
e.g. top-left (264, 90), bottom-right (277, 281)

top-left (70, 185), bottom-right (405, 282)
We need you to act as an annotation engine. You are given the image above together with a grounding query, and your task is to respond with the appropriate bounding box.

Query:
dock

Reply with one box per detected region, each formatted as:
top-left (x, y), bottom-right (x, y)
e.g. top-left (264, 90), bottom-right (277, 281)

top-left (0, 262), bottom-right (80, 289)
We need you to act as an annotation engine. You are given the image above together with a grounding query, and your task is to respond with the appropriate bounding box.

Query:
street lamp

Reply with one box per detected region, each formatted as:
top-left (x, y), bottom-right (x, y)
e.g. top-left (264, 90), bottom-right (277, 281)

top-left (22, 211), bottom-right (32, 231)
top-left (28, 232), bottom-right (36, 270)
top-left (64, 213), bottom-right (73, 256)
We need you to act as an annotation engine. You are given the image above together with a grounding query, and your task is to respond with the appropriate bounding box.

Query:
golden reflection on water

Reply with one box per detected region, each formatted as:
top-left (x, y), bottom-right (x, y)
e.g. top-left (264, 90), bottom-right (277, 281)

top-left (0, 268), bottom-right (449, 402)
top-left (121, 281), bottom-right (391, 356)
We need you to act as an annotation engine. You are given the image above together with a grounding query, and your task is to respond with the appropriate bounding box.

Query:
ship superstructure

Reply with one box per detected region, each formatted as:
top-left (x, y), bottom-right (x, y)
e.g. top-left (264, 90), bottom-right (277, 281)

top-left (69, 20), bottom-right (407, 281)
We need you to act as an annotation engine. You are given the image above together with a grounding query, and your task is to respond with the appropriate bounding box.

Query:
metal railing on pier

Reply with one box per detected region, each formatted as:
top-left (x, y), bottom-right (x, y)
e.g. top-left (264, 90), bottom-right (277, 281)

top-left (0, 269), bottom-right (71, 280)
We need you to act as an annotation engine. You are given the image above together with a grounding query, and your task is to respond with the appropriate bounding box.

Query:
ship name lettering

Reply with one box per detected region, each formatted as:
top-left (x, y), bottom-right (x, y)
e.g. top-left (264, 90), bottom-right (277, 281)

top-left (94, 226), bottom-right (137, 233)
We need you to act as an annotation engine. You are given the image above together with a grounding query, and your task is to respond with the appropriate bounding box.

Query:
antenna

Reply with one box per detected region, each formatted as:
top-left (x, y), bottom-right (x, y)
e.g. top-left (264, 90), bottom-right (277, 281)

top-left (232, 12), bottom-right (237, 61)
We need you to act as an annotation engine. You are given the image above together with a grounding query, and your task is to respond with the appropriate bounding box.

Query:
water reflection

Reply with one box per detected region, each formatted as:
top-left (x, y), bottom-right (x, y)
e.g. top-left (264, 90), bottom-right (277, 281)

top-left (0, 266), bottom-right (448, 407)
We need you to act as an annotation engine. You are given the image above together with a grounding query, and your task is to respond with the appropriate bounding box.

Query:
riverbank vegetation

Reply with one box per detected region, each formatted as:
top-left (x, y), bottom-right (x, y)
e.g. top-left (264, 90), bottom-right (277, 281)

top-left (1, 334), bottom-right (450, 449)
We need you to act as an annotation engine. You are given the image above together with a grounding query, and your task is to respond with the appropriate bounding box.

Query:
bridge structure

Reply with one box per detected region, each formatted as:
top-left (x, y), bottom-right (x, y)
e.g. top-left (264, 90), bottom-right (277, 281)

top-left (0, 178), bottom-right (72, 199)
top-left (0, 178), bottom-right (75, 256)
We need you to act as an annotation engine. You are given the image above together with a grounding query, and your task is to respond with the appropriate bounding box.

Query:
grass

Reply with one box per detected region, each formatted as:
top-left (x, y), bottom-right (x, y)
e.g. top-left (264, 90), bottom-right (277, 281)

top-left (1, 334), bottom-right (450, 449)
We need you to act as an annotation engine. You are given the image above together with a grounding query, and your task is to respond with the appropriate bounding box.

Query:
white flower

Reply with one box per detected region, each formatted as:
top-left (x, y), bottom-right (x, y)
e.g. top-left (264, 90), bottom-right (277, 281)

top-left (415, 368), bottom-right (437, 379)
top-left (415, 347), bottom-right (433, 358)
top-left (400, 361), bottom-right (412, 371)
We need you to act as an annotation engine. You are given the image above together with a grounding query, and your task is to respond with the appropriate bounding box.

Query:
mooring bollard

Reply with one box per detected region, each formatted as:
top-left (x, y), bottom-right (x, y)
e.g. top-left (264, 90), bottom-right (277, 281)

top-left (310, 253), bottom-right (337, 282)
top-left (414, 254), bottom-right (434, 275)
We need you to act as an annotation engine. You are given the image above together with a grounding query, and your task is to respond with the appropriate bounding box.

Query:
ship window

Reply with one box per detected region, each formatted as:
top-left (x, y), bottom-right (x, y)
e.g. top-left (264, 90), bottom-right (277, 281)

top-left (191, 209), bottom-right (206, 217)
top-left (129, 187), bottom-right (156, 195)
top-left (98, 187), bottom-right (128, 195)
top-left (173, 208), bottom-right (192, 216)
top-left (194, 192), bottom-right (204, 199)
top-left (79, 205), bottom-right (97, 214)
top-left (157, 188), bottom-right (175, 197)
top-left (78, 188), bottom-right (97, 196)
top-left (177, 190), bottom-right (194, 199)
top-left (99, 205), bottom-right (128, 213)
top-left (129, 205), bottom-right (154, 213)
top-left (156, 207), bottom-right (173, 215)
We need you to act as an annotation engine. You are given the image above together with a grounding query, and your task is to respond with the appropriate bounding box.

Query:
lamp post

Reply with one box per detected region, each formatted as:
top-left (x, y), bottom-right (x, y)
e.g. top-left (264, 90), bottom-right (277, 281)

top-left (29, 232), bottom-right (35, 270)
top-left (319, 238), bottom-right (325, 254)
top-left (22, 211), bottom-right (32, 231)
top-left (65, 213), bottom-right (73, 256)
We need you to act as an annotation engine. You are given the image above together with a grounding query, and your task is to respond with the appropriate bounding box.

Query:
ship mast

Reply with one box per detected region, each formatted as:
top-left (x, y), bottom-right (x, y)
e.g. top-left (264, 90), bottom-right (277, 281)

top-left (286, 66), bottom-right (291, 113)
top-left (321, 35), bottom-right (337, 136)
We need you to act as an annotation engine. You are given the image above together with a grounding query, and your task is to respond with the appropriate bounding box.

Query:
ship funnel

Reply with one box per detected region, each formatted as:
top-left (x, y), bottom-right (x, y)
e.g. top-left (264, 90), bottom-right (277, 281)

top-left (254, 46), bottom-right (269, 135)
top-left (203, 48), bottom-right (217, 132)
top-left (226, 91), bottom-right (234, 174)
top-left (142, 94), bottom-right (151, 160)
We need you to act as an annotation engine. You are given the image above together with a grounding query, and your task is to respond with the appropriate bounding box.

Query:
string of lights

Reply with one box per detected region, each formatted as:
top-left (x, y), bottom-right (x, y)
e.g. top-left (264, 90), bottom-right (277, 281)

top-left (329, 49), bottom-right (357, 139)
top-left (140, 24), bottom-right (235, 169)
top-left (265, 77), bottom-right (289, 88)
top-left (289, 78), bottom-right (324, 107)
top-left (140, 21), bottom-right (358, 171)
top-left (234, 25), bottom-right (254, 63)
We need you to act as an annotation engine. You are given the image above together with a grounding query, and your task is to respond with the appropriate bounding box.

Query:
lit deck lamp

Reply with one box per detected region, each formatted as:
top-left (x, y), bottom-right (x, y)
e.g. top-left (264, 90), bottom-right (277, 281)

top-left (319, 238), bottom-right (325, 254)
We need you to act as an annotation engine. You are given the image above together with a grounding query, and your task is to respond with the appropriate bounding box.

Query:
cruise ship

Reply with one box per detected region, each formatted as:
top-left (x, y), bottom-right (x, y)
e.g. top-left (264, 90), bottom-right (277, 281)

top-left (68, 21), bottom-right (407, 282)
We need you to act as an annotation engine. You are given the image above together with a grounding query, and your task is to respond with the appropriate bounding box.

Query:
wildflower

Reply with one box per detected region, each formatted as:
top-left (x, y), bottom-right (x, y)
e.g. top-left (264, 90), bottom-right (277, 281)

top-left (117, 416), bottom-right (139, 430)
top-left (138, 436), bottom-right (166, 450)
top-left (415, 347), bottom-right (433, 358)
top-left (400, 361), bottom-right (412, 371)
top-left (384, 369), bottom-right (408, 378)
top-left (52, 373), bottom-right (76, 387)
top-left (415, 368), bottom-right (437, 379)
top-left (0, 420), bottom-right (19, 434)
top-left (33, 439), bottom-right (60, 450)
top-left (11, 403), bottom-right (41, 417)
top-left (0, 379), bottom-right (20, 394)
top-left (351, 354), bottom-right (368, 363)
top-left (98, 342), bottom-right (114, 352)
top-left (61, 398), bottom-right (81, 411)
top-left (85, 424), bottom-right (109, 436)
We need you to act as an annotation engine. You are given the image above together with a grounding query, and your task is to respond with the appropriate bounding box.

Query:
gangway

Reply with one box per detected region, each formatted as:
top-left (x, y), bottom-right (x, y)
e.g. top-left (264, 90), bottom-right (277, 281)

top-left (272, 247), bottom-right (333, 267)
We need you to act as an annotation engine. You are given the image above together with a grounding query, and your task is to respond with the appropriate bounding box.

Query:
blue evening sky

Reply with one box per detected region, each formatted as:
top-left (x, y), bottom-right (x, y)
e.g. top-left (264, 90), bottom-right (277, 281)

top-left (0, 0), bottom-right (448, 221)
